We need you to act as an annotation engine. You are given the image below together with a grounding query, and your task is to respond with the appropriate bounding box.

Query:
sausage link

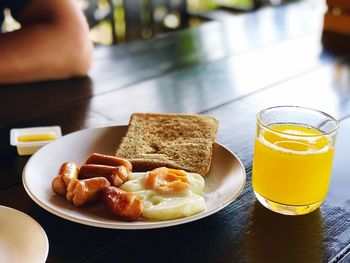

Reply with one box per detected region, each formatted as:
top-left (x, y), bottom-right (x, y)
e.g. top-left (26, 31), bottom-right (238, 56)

top-left (101, 186), bottom-right (143, 221)
top-left (85, 153), bottom-right (132, 172)
top-left (111, 165), bottom-right (129, 187)
top-left (66, 177), bottom-right (110, 206)
top-left (79, 164), bottom-right (129, 187)
top-left (78, 164), bottom-right (115, 181)
top-left (59, 162), bottom-right (79, 186)
top-left (52, 162), bottom-right (79, 196)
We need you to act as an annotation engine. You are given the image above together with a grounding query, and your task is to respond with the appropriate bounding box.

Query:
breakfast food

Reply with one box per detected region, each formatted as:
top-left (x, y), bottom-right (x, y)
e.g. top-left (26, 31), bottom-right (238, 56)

top-left (115, 113), bottom-right (219, 176)
top-left (51, 153), bottom-right (207, 221)
top-left (121, 167), bottom-right (206, 220)
top-left (51, 153), bottom-right (144, 220)
top-left (85, 153), bottom-right (132, 173)
top-left (79, 164), bottom-right (129, 187)
top-left (143, 167), bottom-right (190, 195)
top-left (101, 186), bottom-right (143, 221)
top-left (52, 162), bottom-right (79, 195)
top-left (51, 111), bottom-right (219, 222)
top-left (66, 177), bottom-right (110, 206)
top-left (78, 153), bottom-right (132, 187)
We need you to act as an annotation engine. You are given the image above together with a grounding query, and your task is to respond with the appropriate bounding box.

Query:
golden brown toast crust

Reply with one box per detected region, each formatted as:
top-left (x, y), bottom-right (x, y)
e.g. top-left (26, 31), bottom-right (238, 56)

top-left (115, 113), bottom-right (219, 176)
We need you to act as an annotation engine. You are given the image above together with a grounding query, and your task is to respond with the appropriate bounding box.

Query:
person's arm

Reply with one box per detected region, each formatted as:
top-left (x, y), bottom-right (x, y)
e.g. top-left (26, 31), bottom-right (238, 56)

top-left (0, 0), bottom-right (93, 84)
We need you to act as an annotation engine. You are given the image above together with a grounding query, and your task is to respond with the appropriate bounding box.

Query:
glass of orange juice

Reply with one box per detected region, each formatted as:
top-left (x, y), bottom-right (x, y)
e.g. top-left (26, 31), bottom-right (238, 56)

top-left (252, 106), bottom-right (339, 215)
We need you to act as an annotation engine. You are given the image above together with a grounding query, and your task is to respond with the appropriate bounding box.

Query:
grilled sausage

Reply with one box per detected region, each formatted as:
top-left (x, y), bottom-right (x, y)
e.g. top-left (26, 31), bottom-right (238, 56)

top-left (85, 153), bottom-right (132, 173)
top-left (101, 186), bottom-right (143, 221)
top-left (79, 164), bottom-right (115, 180)
top-left (52, 162), bottom-right (79, 196)
top-left (66, 177), bottom-right (110, 206)
top-left (79, 164), bottom-right (128, 187)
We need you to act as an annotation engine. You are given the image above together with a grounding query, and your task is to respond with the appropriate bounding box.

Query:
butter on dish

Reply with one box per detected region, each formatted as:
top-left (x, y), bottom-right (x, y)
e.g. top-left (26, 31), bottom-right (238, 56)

top-left (10, 126), bottom-right (62, 155)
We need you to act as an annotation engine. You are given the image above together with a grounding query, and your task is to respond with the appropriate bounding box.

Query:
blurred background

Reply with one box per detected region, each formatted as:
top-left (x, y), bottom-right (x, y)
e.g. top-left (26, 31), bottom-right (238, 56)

top-left (2, 0), bottom-right (300, 45)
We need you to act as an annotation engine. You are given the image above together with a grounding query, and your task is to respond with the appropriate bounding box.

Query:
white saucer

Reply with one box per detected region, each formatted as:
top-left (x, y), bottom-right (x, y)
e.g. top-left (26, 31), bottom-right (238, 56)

top-left (0, 206), bottom-right (49, 263)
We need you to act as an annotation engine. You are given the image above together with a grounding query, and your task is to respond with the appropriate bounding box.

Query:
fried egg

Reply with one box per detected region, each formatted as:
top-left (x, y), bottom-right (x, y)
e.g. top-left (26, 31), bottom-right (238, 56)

top-left (120, 167), bottom-right (206, 220)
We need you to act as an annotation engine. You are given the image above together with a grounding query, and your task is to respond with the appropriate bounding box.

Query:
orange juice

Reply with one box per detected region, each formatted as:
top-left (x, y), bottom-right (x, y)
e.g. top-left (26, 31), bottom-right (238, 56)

top-left (252, 123), bottom-right (335, 206)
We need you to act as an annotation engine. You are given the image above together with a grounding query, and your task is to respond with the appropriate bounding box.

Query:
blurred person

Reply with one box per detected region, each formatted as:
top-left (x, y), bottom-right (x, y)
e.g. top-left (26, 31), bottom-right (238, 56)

top-left (0, 0), bottom-right (93, 84)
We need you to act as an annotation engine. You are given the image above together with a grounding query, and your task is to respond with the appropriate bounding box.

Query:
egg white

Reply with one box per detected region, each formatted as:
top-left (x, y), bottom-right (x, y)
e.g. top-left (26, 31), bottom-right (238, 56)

top-left (121, 172), bottom-right (206, 220)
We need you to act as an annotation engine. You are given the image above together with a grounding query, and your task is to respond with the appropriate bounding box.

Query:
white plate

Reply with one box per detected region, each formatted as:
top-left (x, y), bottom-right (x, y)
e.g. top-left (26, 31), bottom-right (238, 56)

top-left (0, 206), bottom-right (49, 263)
top-left (23, 125), bottom-right (246, 229)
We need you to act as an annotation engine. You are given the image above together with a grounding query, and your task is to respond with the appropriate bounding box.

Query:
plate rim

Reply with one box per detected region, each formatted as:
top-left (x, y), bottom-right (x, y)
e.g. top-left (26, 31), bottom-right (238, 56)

top-left (22, 125), bottom-right (246, 230)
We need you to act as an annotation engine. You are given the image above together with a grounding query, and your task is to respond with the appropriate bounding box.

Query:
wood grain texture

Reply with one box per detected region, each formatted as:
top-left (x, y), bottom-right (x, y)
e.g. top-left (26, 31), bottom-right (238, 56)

top-left (1, 0), bottom-right (350, 262)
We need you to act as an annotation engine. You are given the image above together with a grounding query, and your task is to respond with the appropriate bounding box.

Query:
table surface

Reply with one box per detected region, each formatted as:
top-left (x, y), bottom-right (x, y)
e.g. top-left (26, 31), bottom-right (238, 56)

top-left (2, 0), bottom-right (350, 262)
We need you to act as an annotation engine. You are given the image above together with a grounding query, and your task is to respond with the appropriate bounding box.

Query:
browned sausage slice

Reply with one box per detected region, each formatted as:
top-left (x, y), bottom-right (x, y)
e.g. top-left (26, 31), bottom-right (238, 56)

top-left (79, 164), bottom-right (128, 187)
top-left (66, 177), bottom-right (110, 206)
top-left (52, 162), bottom-right (79, 196)
top-left (101, 186), bottom-right (143, 221)
top-left (85, 153), bottom-right (132, 172)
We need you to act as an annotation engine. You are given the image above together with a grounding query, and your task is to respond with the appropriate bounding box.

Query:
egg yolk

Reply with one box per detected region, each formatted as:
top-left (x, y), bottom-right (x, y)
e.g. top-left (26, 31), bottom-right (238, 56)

top-left (143, 167), bottom-right (190, 195)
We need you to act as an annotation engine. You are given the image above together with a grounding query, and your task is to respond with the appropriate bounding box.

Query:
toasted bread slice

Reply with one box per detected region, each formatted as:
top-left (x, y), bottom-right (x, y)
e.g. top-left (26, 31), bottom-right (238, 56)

top-left (115, 113), bottom-right (219, 176)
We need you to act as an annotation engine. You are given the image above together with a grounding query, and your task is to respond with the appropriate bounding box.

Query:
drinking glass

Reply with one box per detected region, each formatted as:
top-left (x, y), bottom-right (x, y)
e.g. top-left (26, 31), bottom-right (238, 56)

top-left (252, 106), bottom-right (339, 215)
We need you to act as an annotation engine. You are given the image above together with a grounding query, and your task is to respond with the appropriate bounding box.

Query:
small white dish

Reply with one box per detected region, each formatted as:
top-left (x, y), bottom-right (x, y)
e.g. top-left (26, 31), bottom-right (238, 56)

top-left (10, 126), bottom-right (62, 155)
top-left (0, 206), bottom-right (49, 263)
top-left (22, 125), bottom-right (246, 229)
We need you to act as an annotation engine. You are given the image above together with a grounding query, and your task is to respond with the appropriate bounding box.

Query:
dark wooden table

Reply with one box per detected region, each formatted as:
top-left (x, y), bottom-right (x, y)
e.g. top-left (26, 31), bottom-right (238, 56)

top-left (1, 0), bottom-right (350, 262)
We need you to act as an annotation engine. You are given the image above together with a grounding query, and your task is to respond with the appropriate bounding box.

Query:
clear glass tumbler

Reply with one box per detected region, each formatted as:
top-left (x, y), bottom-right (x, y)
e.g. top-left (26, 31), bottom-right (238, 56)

top-left (252, 106), bottom-right (339, 215)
